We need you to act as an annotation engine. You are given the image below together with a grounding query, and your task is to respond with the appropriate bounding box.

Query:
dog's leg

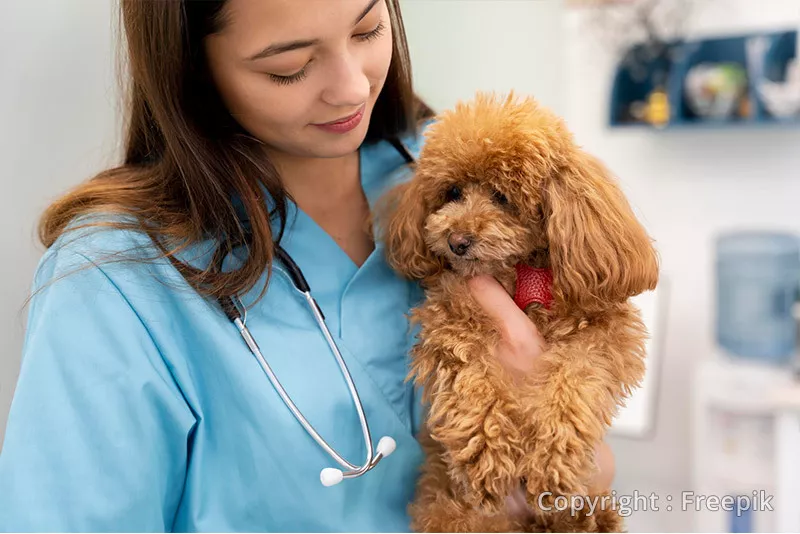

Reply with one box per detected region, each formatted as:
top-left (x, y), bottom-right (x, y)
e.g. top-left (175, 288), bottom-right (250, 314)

top-left (410, 424), bottom-right (519, 533)
top-left (523, 490), bottom-right (630, 532)
top-left (523, 506), bottom-right (599, 533)
top-left (408, 283), bottom-right (526, 516)
top-left (591, 493), bottom-right (626, 533)
top-left (419, 355), bottom-right (524, 514)
top-left (517, 310), bottom-right (646, 529)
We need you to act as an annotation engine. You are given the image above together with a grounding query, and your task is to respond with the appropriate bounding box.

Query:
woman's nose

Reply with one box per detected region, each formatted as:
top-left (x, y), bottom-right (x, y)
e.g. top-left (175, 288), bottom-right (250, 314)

top-left (321, 55), bottom-right (371, 107)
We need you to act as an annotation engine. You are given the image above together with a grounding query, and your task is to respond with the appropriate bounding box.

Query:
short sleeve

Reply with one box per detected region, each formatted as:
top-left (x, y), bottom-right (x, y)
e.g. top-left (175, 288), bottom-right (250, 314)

top-left (0, 247), bottom-right (196, 531)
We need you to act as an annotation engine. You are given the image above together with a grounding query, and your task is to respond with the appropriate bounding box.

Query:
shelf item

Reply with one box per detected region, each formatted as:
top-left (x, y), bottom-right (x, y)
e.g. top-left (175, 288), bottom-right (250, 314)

top-left (610, 30), bottom-right (800, 129)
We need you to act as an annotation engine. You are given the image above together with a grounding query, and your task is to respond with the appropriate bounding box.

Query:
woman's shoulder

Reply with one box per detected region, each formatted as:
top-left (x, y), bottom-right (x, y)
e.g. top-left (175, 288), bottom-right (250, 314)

top-left (31, 214), bottom-right (203, 308)
top-left (23, 214), bottom-right (214, 382)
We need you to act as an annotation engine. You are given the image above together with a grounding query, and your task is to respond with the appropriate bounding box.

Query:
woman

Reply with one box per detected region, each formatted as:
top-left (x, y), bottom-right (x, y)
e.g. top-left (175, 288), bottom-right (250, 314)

top-left (0, 0), bottom-right (614, 531)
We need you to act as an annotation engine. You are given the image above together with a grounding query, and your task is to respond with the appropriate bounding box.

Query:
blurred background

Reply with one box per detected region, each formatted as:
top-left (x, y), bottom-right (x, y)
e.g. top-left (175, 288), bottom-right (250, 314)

top-left (2, 1), bottom-right (800, 532)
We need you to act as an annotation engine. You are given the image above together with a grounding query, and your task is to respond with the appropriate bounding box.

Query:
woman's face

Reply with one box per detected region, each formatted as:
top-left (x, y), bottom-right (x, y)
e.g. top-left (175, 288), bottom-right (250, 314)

top-left (205, 0), bottom-right (393, 159)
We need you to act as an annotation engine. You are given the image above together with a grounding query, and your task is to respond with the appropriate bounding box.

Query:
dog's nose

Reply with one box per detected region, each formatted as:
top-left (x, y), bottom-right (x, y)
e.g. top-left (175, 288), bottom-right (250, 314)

top-left (448, 233), bottom-right (472, 256)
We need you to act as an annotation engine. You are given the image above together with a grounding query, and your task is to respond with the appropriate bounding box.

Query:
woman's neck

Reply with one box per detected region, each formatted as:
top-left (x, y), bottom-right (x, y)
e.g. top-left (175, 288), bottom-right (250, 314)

top-left (268, 149), bottom-right (361, 214)
top-left (267, 147), bottom-right (374, 267)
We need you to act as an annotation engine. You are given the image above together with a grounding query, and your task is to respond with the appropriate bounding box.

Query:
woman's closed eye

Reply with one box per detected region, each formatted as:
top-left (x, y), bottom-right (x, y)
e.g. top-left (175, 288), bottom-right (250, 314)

top-left (266, 20), bottom-right (387, 86)
top-left (268, 64), bottom-right (311, 85)
top-left (355, 20), bottom-right (386, 42)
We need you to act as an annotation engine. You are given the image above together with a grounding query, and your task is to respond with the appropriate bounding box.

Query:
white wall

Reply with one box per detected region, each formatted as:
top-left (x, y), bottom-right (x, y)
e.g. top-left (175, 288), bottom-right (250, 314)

top-left (401, 0), bottom-right (566, 116)
top-left (0, 1), bottom-right (121, 447)
top-left (564, 0), bottom-right (800, 531)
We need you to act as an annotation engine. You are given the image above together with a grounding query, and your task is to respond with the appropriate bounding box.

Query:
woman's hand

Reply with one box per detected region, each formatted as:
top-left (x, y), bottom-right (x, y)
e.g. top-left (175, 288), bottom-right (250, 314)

top-left (467, 274), bottom-right (616, 515)
top-left (466, 274), bottom-right (547, 377)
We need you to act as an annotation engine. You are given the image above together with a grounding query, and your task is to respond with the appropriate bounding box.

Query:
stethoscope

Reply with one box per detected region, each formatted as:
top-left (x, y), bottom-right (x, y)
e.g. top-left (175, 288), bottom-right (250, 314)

top-left (217, 137), bottom-right (415, 487)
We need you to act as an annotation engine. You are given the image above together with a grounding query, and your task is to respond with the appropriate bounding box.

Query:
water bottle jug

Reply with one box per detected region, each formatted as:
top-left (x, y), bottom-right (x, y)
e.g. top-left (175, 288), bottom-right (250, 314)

top-left (715, 231), bottom-right (800, 365)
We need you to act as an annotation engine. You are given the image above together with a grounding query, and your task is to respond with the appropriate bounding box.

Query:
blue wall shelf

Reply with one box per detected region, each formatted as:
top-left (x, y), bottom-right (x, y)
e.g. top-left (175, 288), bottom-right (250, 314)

top-left (609, 29), bottom-right (800, 129)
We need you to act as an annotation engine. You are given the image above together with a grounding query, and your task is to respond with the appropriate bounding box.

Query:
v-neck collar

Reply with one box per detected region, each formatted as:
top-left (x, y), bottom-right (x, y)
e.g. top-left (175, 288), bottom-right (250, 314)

top-left (265, 140), bottom-right (399, 320)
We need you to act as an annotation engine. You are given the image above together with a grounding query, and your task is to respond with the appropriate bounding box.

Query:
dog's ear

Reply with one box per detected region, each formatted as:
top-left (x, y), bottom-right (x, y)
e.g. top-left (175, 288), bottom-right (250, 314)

top-left (545, 150), bottom-right (659, 310)
top-left (376, 176), bottom-right (443, 281)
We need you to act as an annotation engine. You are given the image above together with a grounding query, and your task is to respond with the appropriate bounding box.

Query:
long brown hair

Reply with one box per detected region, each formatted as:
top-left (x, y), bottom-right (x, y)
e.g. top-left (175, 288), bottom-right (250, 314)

top-left (38, 0), bottom-right (431, 302)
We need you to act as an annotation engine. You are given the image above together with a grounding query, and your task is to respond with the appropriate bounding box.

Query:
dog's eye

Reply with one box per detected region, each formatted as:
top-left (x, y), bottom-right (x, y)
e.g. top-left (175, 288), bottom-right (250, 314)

top-left (444, 185), bottom-right (462, 202)
top-left (492, 189), bottom-right (509, 206)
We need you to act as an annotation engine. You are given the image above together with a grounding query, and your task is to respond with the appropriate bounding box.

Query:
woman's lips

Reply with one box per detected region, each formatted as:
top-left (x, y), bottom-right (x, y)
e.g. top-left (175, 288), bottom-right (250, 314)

top-left (313, 105), bottom-right (365, 134)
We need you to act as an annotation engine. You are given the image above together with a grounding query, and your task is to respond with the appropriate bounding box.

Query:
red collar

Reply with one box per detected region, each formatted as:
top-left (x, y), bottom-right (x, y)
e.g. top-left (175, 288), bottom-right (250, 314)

top-left (513, 264), bottom-right (554, 310)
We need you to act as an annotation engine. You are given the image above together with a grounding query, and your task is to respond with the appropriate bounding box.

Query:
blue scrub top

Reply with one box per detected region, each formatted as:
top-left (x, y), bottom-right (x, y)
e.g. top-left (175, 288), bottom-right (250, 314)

top-left (0, 128), bottom-right (429, 532)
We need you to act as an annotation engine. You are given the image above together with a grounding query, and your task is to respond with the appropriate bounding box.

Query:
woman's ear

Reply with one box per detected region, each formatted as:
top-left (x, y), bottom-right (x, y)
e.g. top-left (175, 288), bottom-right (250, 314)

top-left (375, 176), bottom-right (442, 281)
top-left (545, 151), bottom-right (659, 310)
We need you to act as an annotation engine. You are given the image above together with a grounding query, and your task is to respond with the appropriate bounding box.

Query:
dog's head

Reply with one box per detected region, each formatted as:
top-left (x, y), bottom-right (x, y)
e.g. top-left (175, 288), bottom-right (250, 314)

top-left (380, 92), bottom-right (659, 311)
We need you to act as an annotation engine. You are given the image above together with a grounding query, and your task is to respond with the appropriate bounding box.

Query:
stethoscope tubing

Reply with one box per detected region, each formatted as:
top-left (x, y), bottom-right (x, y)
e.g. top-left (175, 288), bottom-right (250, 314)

top-left (229, 288), bottom-right (373, 473)
top-left (217, 136), bottom-right (414, 483)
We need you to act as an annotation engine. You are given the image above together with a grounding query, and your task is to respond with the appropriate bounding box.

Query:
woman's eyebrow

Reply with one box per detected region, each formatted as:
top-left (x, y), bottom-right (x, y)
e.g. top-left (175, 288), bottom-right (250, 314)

top-left (248, 38), bottom-right (319, 61)
top-left (353, 0), bottom-right (380, 26)
top-left (247, 0), bottom-right (380, 61)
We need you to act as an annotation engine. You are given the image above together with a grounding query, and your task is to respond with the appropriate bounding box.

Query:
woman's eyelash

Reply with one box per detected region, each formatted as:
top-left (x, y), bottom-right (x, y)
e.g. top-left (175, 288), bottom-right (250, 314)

top-left (268, 66), bottom-right (309, 86)
top-left (356, 20), bottom-right (386, 42)
top-left (268, 22), bottom-right (384, 85)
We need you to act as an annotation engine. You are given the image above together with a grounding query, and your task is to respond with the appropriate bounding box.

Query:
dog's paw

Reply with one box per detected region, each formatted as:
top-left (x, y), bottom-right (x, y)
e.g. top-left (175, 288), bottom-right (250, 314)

top-left (465, 489), bottom-right (509, 516)
top-left (443, 433), bottom-right (521, 515)
top-left (455, 463), bottom-right (517, 515)
top-left (519, 425), bottom-right (597, 500)
top-left (520, 449), bottom-right (590, 512)
top-left (524, 472), bottom-right (588, 503)
top-left (522, 506), bottom-right (600, 533)
top-left (445, 453), bottom-right (517, 514)
top-left (526, 479), bottom-right (592, 517)
top-left (592, 498), bottom-right (625, 533)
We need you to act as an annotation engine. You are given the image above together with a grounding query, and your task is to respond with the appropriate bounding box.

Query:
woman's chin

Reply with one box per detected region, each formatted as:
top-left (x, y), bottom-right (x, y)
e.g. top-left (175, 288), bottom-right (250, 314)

top-left (263, 119), bottom-right (370, 160)
top-left (305, 126), bottom-right (370, 158)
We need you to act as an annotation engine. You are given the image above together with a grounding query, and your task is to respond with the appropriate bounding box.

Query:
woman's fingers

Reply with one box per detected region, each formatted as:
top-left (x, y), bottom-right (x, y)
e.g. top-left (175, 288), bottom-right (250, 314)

top-left (467, 274), bottom-right (547, 374)
top-left (466, 274), bottom-right (532, 338)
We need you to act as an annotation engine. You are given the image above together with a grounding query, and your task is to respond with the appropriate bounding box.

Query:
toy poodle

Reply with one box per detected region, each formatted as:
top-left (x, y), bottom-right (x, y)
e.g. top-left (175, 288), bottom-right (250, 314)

top-left (377, 93), bottom-right (659, 532)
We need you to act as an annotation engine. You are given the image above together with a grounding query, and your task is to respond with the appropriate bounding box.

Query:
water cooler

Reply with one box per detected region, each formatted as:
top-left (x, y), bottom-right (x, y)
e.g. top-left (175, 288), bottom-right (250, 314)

top-left (692, 232), bottom-right (800, 533)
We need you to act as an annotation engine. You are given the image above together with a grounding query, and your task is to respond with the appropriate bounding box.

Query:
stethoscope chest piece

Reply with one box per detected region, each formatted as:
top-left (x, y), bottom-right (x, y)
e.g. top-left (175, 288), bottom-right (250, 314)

top-left (320, 436), bottom-right (397, 487)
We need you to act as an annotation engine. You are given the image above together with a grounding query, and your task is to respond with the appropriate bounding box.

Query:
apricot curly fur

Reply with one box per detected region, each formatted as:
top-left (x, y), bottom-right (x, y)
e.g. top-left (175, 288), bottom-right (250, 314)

top-left (376, 92), bottom-right (659, 532)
